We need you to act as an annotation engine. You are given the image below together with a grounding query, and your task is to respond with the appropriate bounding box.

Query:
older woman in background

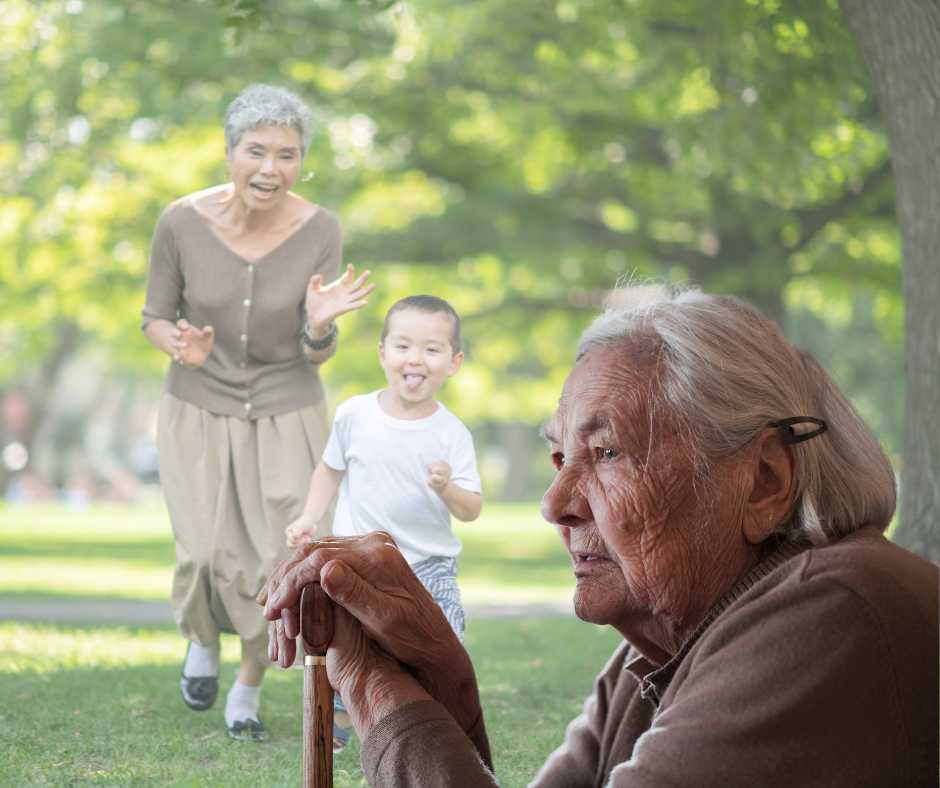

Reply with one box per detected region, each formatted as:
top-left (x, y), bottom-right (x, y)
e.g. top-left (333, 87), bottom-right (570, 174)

top-left (262, 284), bottom-right (937, 785)
top-left (142, 84), bottom-right (373, 741)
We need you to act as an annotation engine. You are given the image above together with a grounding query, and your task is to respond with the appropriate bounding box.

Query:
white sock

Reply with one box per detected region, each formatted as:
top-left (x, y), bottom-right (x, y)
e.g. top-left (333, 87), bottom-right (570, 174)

top-left (225, 680), bottom-right (261, 726)
top-left (183, 641), bottom-right (219, 677)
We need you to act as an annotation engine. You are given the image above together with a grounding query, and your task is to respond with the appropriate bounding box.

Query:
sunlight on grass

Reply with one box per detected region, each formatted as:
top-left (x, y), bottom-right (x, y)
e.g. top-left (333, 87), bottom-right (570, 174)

top-left (0, 501), bottom-right (171, 536)
top-left (0, 560), bottom-right (172, 599)
top-left (0, 623), bottom-right (243, 673)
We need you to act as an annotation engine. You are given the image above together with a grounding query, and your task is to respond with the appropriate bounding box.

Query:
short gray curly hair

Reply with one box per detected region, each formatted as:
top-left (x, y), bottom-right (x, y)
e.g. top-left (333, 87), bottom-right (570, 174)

top-left (577, 283), bottom-right (897, 545)
top-left (223, 84), bottom-right (313, 156)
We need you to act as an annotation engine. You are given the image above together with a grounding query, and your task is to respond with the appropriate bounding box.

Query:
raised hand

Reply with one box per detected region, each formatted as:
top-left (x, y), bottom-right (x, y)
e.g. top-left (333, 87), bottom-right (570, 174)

top-left (174, 319), bottom-right (214, 367)
top-left (427, 460), bottom-right (453, 492)
top-left (305, 263), bottom-right (375, 333)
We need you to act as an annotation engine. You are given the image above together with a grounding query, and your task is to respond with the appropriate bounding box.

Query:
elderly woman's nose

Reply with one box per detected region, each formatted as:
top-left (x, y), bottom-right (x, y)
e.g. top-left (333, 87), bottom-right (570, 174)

top-left (541, 470), bottom-right (590, 528)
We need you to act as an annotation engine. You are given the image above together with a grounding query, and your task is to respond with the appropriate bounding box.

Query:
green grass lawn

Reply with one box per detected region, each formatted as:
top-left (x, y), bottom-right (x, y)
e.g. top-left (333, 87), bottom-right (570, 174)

top-left (0, 501), bottom-right (573, 607)
top-left (0, 502), bottom-right (621, 786)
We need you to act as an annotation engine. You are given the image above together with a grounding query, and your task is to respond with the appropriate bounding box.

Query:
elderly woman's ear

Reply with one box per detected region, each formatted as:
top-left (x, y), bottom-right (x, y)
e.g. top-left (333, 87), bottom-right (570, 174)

top-left (741, 427), bottom-right (797, 545)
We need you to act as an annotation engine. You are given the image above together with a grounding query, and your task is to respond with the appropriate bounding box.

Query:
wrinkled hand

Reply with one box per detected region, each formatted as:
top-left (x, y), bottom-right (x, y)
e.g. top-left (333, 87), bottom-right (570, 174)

top-left (323, 598), bottom-right (422, 732)
top-left (260, 533), bottom-right (454, 670)
top-left (305, 263), bottom-right (375, 333)
top-left (427, 460), bottom-right (452, 492)
top-left (174, 319), bottom-right (214, 367)
top-left (259, 533), bottom-right (482, 733)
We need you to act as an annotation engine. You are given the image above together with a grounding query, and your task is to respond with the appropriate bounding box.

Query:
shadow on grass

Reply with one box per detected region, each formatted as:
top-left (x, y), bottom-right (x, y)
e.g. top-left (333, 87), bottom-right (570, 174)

top-left (0, 591), bottom-right (174, 629)
top-left (0, 536), bottom-right (175, 565)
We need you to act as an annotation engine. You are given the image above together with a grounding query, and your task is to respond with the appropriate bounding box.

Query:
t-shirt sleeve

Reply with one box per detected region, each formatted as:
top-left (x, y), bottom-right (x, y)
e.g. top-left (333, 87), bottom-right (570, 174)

top-left (322, 400), bottom-right (353, 471)
top-left (142, 206), bottom-right (183, 330)
top-left (447, 422), bottom-right (481, 494)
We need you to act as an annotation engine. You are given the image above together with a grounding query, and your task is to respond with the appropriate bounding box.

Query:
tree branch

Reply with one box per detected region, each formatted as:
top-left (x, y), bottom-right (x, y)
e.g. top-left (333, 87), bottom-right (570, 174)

top-left (787, 159), bottom-right (893, 255)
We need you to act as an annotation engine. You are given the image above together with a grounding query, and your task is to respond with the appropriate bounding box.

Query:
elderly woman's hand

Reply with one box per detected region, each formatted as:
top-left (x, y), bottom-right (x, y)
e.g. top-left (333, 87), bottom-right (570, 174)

top-left (174, 319), bottom-right (214, 367)
top-left (258, 532), bottom-right (483, 732)
top-left (304, 263), bottom-right (375, 334)
top-left (321, 593), bottom-right (431, 736)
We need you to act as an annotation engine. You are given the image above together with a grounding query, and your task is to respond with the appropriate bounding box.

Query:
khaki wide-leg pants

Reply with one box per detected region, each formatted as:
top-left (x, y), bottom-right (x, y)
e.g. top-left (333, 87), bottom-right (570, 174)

top-left (157, 393), bottom-right (330, 665)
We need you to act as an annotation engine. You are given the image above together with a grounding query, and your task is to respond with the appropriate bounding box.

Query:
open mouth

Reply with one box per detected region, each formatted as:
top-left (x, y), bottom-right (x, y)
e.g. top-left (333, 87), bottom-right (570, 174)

top-left (403, 374), bottom-right (426, 390)
top-left (250, 183), bottom-right (278, 196)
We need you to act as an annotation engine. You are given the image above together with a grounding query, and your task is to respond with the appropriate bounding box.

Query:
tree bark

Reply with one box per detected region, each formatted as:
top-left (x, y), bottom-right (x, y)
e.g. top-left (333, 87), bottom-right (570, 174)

top-left (841, 0), bottom-right (940, 562)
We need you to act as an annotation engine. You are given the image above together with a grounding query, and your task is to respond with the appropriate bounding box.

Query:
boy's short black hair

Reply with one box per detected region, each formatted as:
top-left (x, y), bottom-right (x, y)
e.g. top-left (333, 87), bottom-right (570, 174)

top-left (381, 295), bottom-right (462, 353)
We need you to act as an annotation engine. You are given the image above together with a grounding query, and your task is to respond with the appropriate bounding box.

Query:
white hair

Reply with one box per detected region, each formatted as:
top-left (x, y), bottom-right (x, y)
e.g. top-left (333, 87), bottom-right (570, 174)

top-left (223, 84), bottom-right (313, 156)
top-left (577, 283), bottom-right (896, 544)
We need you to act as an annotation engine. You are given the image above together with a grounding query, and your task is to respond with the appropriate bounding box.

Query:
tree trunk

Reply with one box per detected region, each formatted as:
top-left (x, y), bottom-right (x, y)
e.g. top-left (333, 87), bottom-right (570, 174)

top-left (840, 0), bottom-right (940, 562)
top-left (500, 422), bottom-right (535, 501)
top-left (0, 323), bottom-right (80, 496)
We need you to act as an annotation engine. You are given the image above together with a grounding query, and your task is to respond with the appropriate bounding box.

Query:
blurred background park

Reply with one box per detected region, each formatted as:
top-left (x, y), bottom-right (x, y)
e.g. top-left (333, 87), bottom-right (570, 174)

top-left (0, 0), bottom-right (926, 785)
top-left (0, 0), bottom-right (907, 508)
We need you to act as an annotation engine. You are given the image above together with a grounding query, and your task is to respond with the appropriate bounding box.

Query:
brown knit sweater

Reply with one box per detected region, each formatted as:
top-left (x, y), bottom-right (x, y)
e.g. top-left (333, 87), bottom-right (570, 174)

top-left (361, 527), bottom-right (939, 787)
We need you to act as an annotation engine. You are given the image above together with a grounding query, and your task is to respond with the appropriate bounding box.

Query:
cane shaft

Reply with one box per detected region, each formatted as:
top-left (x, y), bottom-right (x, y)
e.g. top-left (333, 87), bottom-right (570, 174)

top-left (300, 584), bottom-right (335, 788)
top-left (303, 656), bottom-right (333, 788)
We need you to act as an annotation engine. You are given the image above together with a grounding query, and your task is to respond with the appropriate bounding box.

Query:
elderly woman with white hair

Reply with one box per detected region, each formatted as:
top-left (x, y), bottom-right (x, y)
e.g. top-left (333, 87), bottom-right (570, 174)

top-left (142, 84), bottom-right (373, 741)
top-left (261, 284), bottom-right (938, 785)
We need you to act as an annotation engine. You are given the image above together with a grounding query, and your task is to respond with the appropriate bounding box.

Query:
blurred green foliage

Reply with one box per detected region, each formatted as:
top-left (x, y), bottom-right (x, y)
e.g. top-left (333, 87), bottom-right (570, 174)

top-left (1, 0), bottom-right (901, 453)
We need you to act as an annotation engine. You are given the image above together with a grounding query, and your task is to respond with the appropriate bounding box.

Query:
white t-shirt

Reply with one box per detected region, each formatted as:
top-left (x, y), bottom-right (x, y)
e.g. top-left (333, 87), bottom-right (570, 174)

top-left (323, 391), bottom-right (482, 565)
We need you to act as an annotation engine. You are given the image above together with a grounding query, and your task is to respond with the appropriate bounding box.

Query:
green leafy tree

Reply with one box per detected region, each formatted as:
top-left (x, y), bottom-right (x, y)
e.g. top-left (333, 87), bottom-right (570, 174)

top-left (1, 0), bottom-right (903, 499)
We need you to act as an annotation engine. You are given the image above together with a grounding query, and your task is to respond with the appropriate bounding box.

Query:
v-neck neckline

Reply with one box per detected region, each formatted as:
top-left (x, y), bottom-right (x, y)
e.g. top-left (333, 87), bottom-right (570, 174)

top-left (186, 200), bottom-right (321, 265)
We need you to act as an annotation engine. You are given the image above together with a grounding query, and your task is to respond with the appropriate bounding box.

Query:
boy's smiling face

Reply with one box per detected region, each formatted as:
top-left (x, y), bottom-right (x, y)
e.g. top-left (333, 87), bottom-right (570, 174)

top-left (379, 308), bottom-right (463, 411)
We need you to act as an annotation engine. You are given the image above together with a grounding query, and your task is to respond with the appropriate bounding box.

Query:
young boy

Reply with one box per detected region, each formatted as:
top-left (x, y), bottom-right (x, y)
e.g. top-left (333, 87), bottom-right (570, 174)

top-left (285, 294), bottom-right (483, 750)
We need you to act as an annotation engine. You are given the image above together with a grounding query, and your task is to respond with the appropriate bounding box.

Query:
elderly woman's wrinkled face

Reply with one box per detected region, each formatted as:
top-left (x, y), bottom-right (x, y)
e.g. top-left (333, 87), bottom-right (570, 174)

top-left (227, 125), bottom-right (303, 212)
top-left (541, 346), bottom-right (744, 657)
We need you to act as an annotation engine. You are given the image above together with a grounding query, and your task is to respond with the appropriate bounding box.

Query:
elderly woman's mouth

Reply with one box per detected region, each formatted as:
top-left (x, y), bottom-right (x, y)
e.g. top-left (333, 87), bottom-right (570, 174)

top-left (572, 552), bottom-right (610, 570)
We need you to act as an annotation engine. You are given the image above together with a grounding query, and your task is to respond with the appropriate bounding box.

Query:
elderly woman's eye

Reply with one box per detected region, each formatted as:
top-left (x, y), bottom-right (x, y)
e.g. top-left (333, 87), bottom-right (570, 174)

top-left (595, 447), bottom-right (620, 462)
top-left (551, 452), bottom-right (565, 469)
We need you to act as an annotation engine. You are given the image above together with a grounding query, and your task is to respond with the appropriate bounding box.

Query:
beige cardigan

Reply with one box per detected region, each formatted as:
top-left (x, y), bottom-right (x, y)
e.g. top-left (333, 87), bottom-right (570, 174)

top-left (142, 199), bottom-right (341, 418)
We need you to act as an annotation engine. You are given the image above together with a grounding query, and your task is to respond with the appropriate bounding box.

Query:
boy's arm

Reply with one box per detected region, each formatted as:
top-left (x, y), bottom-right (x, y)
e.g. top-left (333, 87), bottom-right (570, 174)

top-left (428, 461), bottom-right (482, 522)
top-left (439, 484), bottom-right (482, 522)
top-left (290, 462), bottom-right (345, 539)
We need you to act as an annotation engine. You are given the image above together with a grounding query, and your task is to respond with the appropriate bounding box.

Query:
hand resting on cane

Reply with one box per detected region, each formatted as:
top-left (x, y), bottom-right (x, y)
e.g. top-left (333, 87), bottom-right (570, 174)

top-left (259, 533), bottom-right (484, 739)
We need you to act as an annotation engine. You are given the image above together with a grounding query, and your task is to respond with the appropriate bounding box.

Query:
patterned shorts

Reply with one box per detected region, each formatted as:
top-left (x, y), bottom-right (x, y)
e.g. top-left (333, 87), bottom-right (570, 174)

top-left (411, 555), bottom-right (465, 642)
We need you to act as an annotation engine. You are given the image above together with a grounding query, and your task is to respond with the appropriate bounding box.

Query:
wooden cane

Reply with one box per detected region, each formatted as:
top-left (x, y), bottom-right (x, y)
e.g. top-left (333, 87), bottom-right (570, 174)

top-left (299, 583), bottom-right (335, 788)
